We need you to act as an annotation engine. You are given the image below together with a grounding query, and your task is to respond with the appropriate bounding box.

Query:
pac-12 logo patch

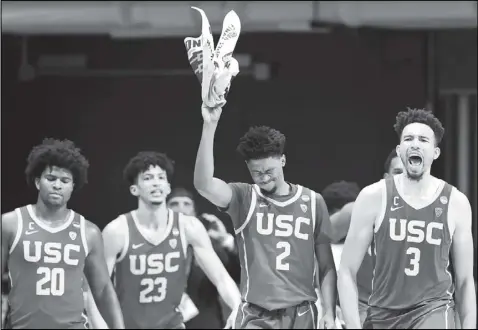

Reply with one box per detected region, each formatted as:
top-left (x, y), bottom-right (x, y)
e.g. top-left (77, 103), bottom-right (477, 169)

top-left (300, 204), bottom-right (308, 212)
top-left (169, 239), bottom-right (177, 249)
top-left (435, 207), bottom-right (443, 218)
top-left (69, 231), bottom-right (77, 240)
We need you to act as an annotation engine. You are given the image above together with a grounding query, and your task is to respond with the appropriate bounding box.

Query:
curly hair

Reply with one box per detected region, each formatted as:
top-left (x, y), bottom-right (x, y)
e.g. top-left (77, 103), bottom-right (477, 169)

top-left (322, 180), bottom-right (360, 212)
top-left (383, 149), bottom-right (399, 174)
top-left (394, 107), bottom-right (445, 145)
top-left (123, 151), bottom-right (175, 185)
top-left (25, 138), bottom-right (89, 189)
top-left (236, 126), bottom-right (286, 161)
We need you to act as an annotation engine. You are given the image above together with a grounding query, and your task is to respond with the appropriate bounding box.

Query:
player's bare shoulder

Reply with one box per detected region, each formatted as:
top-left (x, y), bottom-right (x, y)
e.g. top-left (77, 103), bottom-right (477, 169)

top-left (178, 214), bottom-right (209, 246)
top-left (1, 210), bottom-right (18, 237)
top-left (353, 179), bottom-right (386, 225)
top-left (102, 215), bottom-right (128, 249)
top-left (449, 185), bottom-right (472, 231)
top-left (82, 219), bottom-right (104, 253)
top-left (1, 210), bottom-right (20, 250)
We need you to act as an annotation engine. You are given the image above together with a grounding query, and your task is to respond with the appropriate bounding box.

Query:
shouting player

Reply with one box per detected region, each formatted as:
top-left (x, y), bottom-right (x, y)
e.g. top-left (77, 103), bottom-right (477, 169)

top-left (90, 151), bottom-right (241, 329)
top-left (338, 108), bottom-right (476, 328)
top-left (194, 104), bottom-right (337, 329)
top-left (1, 138), bottom-right (124, 329)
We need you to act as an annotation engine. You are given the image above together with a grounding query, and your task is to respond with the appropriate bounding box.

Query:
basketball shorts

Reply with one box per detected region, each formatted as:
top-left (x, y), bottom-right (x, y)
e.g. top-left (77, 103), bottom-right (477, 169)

top-left (358, 299), bottom-right (368, 326)
top-left (235, 301), bottom-right (317, 329)
top-left (363, 303), bottom-right (455, 329)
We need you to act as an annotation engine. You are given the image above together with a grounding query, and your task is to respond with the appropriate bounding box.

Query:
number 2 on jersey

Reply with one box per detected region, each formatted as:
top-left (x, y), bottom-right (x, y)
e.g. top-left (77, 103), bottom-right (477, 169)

top-left (276, 241), bottom-right (290, 271)
top-left (405, 247), bottom-right (421, 276)
top-left (36, 267), bottom-right (65, 296)
top-left (139, 277), bottom-right (167, 303)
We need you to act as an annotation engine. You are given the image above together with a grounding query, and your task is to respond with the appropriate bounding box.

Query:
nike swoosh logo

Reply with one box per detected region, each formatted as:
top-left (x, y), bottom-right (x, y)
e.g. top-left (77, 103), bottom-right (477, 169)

top-left (132, 243), bottom-right (144, 249)
top-left (297, 307), bottom-right (310, 317)
top-left (25, 230), bottom-right (39, 235)
top-left (390, 206), bottom-right (404, 211)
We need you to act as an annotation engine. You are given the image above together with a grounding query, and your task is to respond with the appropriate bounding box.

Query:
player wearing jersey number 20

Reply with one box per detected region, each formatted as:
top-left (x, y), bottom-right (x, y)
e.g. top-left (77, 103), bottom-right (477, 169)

top-left (1, 138), bottom-right (124, 329)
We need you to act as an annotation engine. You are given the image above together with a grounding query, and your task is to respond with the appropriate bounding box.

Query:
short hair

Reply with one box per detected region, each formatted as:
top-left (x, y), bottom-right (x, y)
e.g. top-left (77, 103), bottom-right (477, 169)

top-left (123, 151), bottom-right (175, 185)
top-left (322, 181), bottom-right (360, 212)
top-left (394, 107), bottom-right (445, 145)
top-left (236, 126), bottom-right (286, 161)
top-left (384, 149), bottom-right (399, 174)
top-left (25, 138), bottom-right (89, 189)
top-left (167, 187), bottom-right (195, 204)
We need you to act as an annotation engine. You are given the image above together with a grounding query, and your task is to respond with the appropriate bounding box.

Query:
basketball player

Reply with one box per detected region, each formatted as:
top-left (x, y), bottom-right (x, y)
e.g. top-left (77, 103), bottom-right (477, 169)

top-left (338, 108), bottom-right (476, 329)
top-left (324, 150), bottom-right (404, 327)
top-left (194, 105), bottom-right (337, 329)
top-left (321, 181), bottom-right (361, 329)
top-left (89, 151), bottom-right (241, 329)
top-left (0, 138), bottom-right (124, 329)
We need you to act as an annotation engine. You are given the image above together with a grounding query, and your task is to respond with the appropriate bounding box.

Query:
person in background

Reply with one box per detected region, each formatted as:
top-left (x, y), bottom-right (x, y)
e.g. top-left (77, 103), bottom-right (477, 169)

top-left (167, 187), bottom-right (239, 329)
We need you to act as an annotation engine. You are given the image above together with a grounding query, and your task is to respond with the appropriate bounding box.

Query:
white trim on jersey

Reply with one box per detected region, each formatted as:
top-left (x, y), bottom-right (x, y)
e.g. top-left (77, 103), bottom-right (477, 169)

top-left (374, 179), bottom-right (387, 233)
top-left (26, 204), bottom-right (75, 233)
top-left (131, 209), bottom-right (174, 246)
top-left (9, 208), bottom-right (23, 254)
top-left (178, 213), bottom-right (188, 257)
top-left (234, 189), bottom-right (257, 235)
top-left (253, 184), bottom-right (303, 207)
top-left (117, 215), bottom-right (130, 263)
top-left (311, 190), bottom-right (316, 232)
top-left (80, 216), bottom-right (89, 256)
top-left (448, 187), bottom-right (458, 238)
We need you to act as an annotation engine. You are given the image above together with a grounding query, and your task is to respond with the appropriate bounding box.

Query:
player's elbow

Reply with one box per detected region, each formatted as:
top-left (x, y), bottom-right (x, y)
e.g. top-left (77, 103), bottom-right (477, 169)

top-left (337, 265), bottom-right (356, 287)
top-left (193, 175), bottom-right (210, 195)
top-left (455, 274), bottom-right (475, 296)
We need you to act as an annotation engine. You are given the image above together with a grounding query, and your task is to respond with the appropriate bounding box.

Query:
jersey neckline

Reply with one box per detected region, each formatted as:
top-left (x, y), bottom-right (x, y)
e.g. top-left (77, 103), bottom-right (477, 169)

top-left (392, 176), bottom-right (446, 210)
top-left (131, 208), bottom-right (174, 246)
top-left (26, 204), bottom-right (75, 233)
top-left (253, 184), bottom-right (303, 207)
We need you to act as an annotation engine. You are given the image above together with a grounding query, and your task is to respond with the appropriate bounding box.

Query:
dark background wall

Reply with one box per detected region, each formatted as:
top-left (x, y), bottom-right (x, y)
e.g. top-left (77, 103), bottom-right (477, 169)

top-left (2, 30), bottom-right (430, 229)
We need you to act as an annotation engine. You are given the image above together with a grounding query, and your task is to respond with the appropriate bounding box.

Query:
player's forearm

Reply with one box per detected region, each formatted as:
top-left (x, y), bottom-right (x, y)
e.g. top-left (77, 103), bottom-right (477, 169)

top-left (194, 122), bottom-right (218, 191)
top-left (94, 284), bottom-right (125, 329)
top-left (216, 274), bottom-right (242, 311)
top-left (319, 264), bottom-right (337, 318)
top-left (86, 291), bottom-right (109, 329)
top-left (337, 268), bottom-right (362, 329)
top-left (456, 279), bottom-right (476, 329)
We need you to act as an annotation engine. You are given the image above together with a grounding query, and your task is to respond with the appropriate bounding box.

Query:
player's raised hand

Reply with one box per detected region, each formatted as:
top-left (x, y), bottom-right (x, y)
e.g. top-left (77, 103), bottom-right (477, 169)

top-left (201, 103), bottom-right (223, 124)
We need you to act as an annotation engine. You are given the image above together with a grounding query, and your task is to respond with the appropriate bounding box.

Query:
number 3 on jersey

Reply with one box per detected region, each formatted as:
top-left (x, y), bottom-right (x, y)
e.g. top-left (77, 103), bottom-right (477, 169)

top-left (276, 242), bottom-right (290, 271)
top-left (139, 277), bottom-right (167, 303)
top-left (36, 267), bottom-right (65, 296)
top-left (405, 247), bottom-right (421, 276)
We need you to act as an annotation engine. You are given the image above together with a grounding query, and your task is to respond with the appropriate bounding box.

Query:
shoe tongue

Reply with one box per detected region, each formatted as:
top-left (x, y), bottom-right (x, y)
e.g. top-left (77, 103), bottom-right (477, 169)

top-left (184, 7), bottom-right (241, 107)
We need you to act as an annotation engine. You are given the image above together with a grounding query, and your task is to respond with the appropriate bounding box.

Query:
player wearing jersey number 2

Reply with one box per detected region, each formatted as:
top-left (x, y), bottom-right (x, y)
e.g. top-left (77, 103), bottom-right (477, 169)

top-left (194, 103), bottom-right (337, 329)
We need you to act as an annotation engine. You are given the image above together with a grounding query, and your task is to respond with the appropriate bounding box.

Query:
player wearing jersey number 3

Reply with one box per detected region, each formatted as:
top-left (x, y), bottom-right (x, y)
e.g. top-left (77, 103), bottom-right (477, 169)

top-left (88, 151), bottom-right (241, 329)
top-left (194, 104), bottom-right (337, 329)
top-left (1, 138), bottom-right (124, 329)
top-left (338, 108), bottom-right (476, 329)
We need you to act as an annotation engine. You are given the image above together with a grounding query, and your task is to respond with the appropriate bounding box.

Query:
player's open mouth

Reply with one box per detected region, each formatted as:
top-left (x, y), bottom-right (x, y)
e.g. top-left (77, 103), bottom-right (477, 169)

top-left (408, 154), bottom-right (423, 166)
top-left (151, 189), bottom-right (163, 195)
